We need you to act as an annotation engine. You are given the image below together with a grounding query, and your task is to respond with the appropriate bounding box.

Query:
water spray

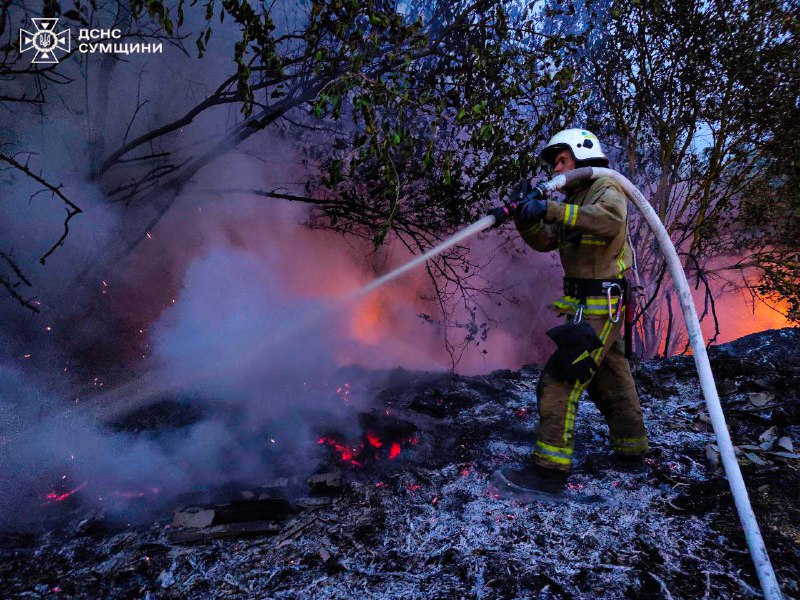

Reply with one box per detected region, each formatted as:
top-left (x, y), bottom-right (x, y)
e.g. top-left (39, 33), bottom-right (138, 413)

top-left (26, 167), bottom-right (783, 600)
top-left (342, 215), bottom-right (496, 302)
top-left (534, 167), bottom-right (782, 600)
top-left (248, 169), bottom-right (783, 600)
top-left (80, 218), bottom-right (498, 424)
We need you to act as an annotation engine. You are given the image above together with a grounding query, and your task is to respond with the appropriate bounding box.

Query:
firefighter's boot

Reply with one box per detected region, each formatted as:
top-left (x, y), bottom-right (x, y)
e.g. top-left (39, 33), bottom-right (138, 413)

top-left (492, 463), bottom-right (567, 503)
top-left (500, 463), bottom-right (566, 494)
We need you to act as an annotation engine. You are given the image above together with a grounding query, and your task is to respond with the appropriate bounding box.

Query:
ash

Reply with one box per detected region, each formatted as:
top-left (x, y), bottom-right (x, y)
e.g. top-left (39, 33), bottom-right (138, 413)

top-left (1, 329), bottom-right (798, 599)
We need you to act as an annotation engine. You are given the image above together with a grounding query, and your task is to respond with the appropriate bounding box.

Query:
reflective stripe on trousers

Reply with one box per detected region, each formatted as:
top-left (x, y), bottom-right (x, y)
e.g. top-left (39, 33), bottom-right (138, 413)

top-left (533, 317), bottom-right (615, 471)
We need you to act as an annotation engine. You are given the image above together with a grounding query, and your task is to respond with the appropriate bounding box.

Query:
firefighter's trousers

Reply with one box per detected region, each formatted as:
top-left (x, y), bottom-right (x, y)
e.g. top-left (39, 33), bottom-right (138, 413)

top-left (532, 316), bottom-right (648, 473)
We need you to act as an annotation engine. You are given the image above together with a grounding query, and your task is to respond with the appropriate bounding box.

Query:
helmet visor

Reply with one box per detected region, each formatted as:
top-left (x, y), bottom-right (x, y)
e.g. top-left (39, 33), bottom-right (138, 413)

top-left (540, 143), bottom-right (572, 166)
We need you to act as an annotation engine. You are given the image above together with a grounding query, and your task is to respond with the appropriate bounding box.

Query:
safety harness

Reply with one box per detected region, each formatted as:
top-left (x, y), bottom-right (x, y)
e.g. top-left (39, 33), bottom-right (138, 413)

top-left (563, 276), bottom-right (634, 357)
top-left (563, 277), bottom-right (626, 320)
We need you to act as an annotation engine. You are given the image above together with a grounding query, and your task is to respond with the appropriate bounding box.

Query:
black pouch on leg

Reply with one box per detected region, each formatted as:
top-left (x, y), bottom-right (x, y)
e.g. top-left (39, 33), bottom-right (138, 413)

top-left (544, 321), bottom-right (604, 385)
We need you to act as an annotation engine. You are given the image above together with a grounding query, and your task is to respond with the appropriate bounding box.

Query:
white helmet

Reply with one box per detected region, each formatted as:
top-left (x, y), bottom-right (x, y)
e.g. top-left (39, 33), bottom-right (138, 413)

top-left (540, 128), bottom-right (608, 167)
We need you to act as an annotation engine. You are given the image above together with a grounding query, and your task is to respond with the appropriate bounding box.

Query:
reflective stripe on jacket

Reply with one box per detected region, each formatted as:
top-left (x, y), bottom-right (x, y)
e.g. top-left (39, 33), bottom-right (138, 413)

top-left (514, 176), bottom-right (632, 318)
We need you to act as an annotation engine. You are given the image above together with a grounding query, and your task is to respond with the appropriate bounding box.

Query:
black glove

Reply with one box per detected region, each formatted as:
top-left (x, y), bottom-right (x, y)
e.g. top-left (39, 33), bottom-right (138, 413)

top-left (518, 187), bottom-right (548, 225)
top-left (508, 178), bottom-right (531, 205)
top-left (488, 205), bottom-right (513, 228)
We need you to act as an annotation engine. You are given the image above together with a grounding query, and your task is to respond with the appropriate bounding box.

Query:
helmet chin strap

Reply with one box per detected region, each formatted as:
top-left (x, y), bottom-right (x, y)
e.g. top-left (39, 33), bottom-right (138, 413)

top-left (574, 159), bottom-right (610, 169)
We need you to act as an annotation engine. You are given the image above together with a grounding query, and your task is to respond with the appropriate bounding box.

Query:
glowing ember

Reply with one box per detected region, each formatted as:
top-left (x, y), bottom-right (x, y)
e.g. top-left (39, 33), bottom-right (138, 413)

top-left (514, 407), bottom-right (532, 418)
top-left (317, 429), bottom-right (417, 467)
top-left (318, 436), bottom-right (363, 467)
top-left (495, 514), bottom-right (515, 522)
top-left (389, 442), bottom-right (401, 459)
top-left (43, 481), bottom-right (88, 505)
top-left (336, 382), bottom-right (352, 405)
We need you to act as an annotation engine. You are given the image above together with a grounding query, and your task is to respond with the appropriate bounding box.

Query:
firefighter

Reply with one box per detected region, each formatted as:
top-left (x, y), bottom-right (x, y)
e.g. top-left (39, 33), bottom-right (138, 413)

top-left (493, 128), bottom-right (649, 496)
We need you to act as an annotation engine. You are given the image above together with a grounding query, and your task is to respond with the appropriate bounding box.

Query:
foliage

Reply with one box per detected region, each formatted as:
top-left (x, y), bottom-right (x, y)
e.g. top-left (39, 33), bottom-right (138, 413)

top-left (577, 0), bottom-right (799, 355)
top-left (2, 0), bottom-right (796, 364)
top-left (94, 0), bottom-right (586, 365)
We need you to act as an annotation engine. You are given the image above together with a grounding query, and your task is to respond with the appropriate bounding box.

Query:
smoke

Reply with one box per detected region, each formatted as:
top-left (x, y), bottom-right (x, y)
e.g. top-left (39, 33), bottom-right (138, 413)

top-left (0, 0), bottom-right (546, 531)
top-left (135, 192), bottom-right (566, 374)
top-left (0, 183), bottom-right (564, 529)
top-left (0, 240), bottom-right (358, 529)
top-left (2, 2), bottom-right (791, 532)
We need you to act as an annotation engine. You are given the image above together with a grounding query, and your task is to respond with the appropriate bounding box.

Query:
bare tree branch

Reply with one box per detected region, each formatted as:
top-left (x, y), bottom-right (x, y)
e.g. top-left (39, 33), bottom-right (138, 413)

top-left (0, 152), bottom-right (82, 265)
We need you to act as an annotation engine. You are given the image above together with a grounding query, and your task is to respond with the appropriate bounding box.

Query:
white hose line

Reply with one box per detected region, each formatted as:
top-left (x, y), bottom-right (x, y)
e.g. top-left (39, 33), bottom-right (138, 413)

top-left (541, 167), bottom-right (782, 599)
top-left (343, 215), bottom-right (496, 301)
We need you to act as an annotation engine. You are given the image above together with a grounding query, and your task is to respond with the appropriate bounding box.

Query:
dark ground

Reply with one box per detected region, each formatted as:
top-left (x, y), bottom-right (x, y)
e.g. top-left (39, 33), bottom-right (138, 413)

top-left (1, 328), bottom-right (798, 599)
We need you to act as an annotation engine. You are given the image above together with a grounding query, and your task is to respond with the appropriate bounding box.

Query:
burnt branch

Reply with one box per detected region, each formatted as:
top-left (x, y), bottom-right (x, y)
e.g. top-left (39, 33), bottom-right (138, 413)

top-left (0, 249), bottom-right (32, 287)
top-left (96, 73), bottom-right (241, 176)
top-left (680, 252), bottom-right (720, 348)
top-left (0, 250), bottom-right (39, 313)
top-left (0, 152), bottom-right (82, 265)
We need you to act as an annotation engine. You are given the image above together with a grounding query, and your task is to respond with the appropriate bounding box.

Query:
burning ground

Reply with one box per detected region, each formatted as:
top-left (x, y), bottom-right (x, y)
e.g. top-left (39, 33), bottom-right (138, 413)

top-left (1, 327), bottom-right (799, 599)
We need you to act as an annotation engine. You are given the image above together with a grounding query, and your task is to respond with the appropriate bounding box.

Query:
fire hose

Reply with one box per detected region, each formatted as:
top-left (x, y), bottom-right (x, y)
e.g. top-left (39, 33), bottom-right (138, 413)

top-left (32, 164), bottom-right (779, 598)
top-left (74, 169), bottom-right (780, 598)
top-left (349, 167), bottom-right (785, 599)
top-left (499, 167), bottom-right (781, 600)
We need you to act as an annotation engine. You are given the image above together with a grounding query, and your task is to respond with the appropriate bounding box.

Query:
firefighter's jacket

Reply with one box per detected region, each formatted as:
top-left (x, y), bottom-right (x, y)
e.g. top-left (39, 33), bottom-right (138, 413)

top-left (515, 176), bottom-right (633, 318)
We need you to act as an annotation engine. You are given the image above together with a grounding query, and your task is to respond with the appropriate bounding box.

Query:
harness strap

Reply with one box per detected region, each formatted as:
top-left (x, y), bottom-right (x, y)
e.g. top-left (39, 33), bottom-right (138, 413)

top-left (563, 277), bottom-right (628, 302)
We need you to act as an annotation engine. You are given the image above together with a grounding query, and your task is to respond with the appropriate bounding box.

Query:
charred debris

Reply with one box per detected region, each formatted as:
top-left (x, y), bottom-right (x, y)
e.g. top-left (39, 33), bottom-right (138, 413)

top-left (1, 328), bottom-right (798, 599)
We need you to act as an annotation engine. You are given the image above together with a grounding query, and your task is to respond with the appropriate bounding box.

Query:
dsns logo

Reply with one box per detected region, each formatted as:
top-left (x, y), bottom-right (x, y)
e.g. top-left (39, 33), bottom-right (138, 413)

top-left (20, 18), bottom-right (71, 64)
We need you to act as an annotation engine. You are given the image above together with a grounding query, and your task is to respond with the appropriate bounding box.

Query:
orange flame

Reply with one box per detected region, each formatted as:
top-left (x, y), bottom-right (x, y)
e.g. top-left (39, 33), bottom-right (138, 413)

top-left (350, 294), bottom-right (389, 345)
top-left (702, 294), bottom-right (793, 345)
